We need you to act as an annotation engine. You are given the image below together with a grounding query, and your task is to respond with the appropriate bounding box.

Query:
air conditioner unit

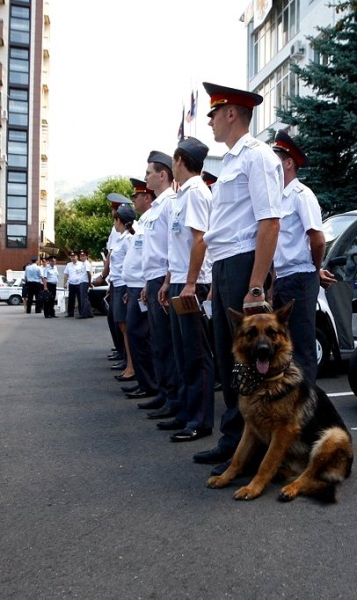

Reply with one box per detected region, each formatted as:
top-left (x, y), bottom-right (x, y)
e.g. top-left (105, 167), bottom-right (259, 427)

top-left (0, 153), bottom-right (7, 162)
top-left (1, 109), bottom-right (8, 119)
top-left (290, 40), bottom-right (305, 59)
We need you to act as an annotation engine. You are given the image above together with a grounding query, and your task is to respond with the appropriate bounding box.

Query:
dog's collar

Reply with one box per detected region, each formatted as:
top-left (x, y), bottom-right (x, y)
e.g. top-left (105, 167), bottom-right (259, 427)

top-left (231, 360), bottom-right (291, 396)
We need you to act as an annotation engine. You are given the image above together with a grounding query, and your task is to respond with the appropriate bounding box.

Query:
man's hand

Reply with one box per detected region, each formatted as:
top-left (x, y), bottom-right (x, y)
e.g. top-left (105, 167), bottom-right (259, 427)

top-left (319, 269), bottom-right (337, 289)
top-left (158, 282), bottom-right (170, 307)
top-left (179, 282), bottom-right (197, 311)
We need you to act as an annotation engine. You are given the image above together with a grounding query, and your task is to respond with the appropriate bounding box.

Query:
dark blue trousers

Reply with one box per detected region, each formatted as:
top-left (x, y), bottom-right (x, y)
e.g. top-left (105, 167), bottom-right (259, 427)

top-left (169, 283), bottom-right (214, 430)
top-left (126, 287), bottom-right (157, 394)
top-left (146, 277), bottom-right (179, 409)
top-left (79, 282), bottom-right (93, 318)
top-left (273, 271), bottom-right (319, 382)
top-left (212, 252), bottom-right (255, 453)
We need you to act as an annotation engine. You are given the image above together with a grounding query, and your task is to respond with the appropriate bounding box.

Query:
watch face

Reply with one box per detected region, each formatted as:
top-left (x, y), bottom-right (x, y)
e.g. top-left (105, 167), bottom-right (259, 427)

top-left (251, 287), bottom-right (263, 297)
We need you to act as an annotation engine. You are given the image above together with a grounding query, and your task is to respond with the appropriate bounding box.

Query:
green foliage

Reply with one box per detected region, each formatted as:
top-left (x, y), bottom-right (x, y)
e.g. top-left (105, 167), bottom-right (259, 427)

top-left (55, 176), bottom-right (134, 258)
top-left (276, 0), bottom-right (357, 216)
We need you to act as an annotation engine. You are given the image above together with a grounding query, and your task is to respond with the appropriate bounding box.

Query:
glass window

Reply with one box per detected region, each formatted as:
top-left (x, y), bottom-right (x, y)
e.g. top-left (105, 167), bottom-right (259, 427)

top-left (8, 154), bottom-right (28, 168)
top-left (7, 225), bottom-right (27, 248)
top-left (8, 170), bottom-right (27, 182)
top-left (7, 208), bottom-right (27, 221)
top-left (253, 60), bottom-right (299, 134)
top-left (8, 130), bottom-right (27, 143)
top-left (9, 112), bottom-right (28, 126)
top-left (9, 71), bottom-right (29, 86)
top-left (8, 182), bottom-right (27, 195)
top-left (8, 141), bottom-right (27, 155)
top-left (250, 0), bottom-right (300, 76)
top-left (7, 195), bottom-right (27, 208)
top-left (10, 30), bottom-right (30, 45)
top-left (12, 6), bottom-right (30, 19)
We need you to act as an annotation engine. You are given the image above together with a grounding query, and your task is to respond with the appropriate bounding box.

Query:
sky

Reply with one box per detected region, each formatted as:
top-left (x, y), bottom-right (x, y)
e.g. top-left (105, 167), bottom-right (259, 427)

top-left (50, 0), bottom-right (247, 184)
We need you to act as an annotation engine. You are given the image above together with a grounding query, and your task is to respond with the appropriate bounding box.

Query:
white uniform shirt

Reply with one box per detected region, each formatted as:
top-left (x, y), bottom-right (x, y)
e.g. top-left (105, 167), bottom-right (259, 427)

top-left (107, 226), bottom-right (121, 250)
top-left (168, 175), bottom-right (212, 285)
top-left (78, 259), bottom-right (92, 284)
top-left (122, 209), bottom-right (152, 288)
top-left (274, 178), bottom-right (323, 278)
top-left (142, 187), bottom-right (176, 280)
top-left (63, 261), bottom-right (83, 284)
top-left (43, 265), bottom-right (59, 284)
top-left (204, 133), bottom-right (283, 262)
top-left (109, 232), bottom-right (132, 287)
top-left (25, 263), bottom-right (43, 283)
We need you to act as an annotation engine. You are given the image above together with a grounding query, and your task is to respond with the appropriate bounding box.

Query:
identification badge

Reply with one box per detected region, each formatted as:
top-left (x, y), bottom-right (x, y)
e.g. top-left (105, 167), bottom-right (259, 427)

top-left (171, 220), bottom-right (181, 233)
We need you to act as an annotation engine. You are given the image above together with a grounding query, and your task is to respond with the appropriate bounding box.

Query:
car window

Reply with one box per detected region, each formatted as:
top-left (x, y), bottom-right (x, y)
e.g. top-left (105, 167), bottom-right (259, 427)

top-left (323, 214), bottom-right (357, 255)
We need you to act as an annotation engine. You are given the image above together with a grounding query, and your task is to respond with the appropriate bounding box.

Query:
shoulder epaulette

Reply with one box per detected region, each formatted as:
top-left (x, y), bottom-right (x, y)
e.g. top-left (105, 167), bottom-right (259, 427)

top-left (294, 183), bottom-right (304, 193)
top-left (245, 139), bottom-right (260, 149)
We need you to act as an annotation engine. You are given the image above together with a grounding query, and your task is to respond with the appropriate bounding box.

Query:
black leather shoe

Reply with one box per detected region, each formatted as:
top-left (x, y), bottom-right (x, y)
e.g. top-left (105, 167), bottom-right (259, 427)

top-left (111, 361), bottom-right (127, 370)
top-left (108, 353), bottom-right (122, 361)
top-left (65, 315), bottom-right (74, 318)
top-left (125, 387), bottom-right (157, 399)
top-left (156, 419), bottom-right (186, 431)
top-left (147, 407), bottom-right (178, 420)
top-left (210, 460), bottom-right (231, 476)
top-left (114, 374), bottom-right (136, 382)
top-left (193, 446), bottom-right (234, 464)
top-left (121, 384), bottom-right (140, 393)
top-left (171, 428), bottom-right (212, 442)
top-left (137, 397), bottom-right (165, 410)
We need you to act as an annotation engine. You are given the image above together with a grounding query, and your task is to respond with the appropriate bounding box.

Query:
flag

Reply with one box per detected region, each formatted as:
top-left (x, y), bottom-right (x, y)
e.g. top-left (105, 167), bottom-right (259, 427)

top-left (185, 90), bottom-right (197, 123)
top-left (177, 106), bottom-right (185, 140)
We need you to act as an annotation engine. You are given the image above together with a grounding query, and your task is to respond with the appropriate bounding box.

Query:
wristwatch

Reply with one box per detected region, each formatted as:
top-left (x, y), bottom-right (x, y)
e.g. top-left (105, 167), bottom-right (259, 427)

top-left (249, 286), bottom-right (264, 297)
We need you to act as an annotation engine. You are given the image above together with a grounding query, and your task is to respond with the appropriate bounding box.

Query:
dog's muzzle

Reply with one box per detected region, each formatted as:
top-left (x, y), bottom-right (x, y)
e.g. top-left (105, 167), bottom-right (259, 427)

top-left (231, 363), bottom-right (265, 395)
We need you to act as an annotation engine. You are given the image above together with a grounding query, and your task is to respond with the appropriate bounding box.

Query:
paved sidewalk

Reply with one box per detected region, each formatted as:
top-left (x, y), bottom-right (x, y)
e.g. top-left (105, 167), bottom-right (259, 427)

top-left (1, 305), bottom-right (357, 599)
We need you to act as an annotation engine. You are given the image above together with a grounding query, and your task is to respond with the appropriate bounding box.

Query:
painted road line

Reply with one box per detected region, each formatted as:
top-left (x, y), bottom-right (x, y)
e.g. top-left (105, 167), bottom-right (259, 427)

top-left (328, 392), bottom-right (355, 397)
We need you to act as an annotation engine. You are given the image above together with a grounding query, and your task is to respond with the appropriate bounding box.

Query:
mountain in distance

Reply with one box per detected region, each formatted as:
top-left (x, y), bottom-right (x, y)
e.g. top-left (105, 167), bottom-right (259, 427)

top-left (54, 176), bottom-right (115, 202)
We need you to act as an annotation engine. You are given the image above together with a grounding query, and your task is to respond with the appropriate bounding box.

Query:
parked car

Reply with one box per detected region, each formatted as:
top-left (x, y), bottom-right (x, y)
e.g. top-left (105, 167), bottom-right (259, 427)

top-left (0, 279), bottom-right (23, 305)
top-left (316, 210), bottom-right (357, 374)
top-left (89, 285), bottom-right (109, 315)
top-left (348, 347), bottom-right (357, 396)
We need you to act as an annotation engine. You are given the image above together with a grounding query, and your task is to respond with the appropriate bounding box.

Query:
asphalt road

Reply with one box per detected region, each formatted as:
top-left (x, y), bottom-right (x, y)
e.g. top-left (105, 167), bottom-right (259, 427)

top-left (1, 304), bottom-right (357, 600)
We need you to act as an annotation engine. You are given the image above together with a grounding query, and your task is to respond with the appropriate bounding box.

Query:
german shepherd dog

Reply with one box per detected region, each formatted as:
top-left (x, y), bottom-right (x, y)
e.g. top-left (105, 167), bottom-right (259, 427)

top-left (207, 301), bottom-right (353, 502)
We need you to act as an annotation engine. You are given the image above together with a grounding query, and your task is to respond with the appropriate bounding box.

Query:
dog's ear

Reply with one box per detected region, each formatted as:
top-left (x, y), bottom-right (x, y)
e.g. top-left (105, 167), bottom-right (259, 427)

top-left (275, 299), bottom-right (295, 324)
top-left (228, 307), bottom-right (245, 329)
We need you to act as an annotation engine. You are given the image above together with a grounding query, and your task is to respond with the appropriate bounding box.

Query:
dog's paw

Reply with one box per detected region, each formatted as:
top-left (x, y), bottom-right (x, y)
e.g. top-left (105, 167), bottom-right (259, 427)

top-left (206, 475), bottom-right (228, 489)
top-left (233, 485), bottom-right (261, 500)
top-left (278, 485), bottom-right (297, 502)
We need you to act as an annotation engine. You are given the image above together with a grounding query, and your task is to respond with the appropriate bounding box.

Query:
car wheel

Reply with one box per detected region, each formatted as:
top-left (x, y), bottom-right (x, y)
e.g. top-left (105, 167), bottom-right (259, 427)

top-left (8, 295), bottom-right (22, 306)
top-left (316, 327), bottom-right (330, 376)
top-left (348, 348), bottom-right (357, 396)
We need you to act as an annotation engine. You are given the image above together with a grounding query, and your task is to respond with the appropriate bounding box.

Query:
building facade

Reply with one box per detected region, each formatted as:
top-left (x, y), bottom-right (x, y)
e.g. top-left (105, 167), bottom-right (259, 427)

top-left (0, 0), bottom-right (52, 274)
top-left (242, 0), bottom-right (336, 139)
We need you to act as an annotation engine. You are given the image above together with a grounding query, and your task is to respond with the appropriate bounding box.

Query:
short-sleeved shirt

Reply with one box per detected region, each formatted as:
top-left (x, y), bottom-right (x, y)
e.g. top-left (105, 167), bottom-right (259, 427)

top-left (204, 133), bottom-right (283, 262)
top-left (78, 259), bottom-right (92, 284)
top-left (109, 232), bottom-right (132, 287)
top-left (64, 261), bottom-right (83, 285)
top-left (274, 178), bottom-right (323, 278)
top-left (25, 263), bottom-right (43, 283)
top-left (168, 175), bottom-right (212, 285)
top-left (122, 209), bottom-right (151, 288)
top-left (43, 265), bottom-right (59, 284)
top-left (142, 187), bottom-right (176, 281)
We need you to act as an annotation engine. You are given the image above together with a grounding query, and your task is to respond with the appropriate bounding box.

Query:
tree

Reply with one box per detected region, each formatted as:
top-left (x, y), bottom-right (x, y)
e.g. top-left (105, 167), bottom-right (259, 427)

top-left (55, 176), bottom-right (133, 258)
top-left (276, 0), bottom-right (357, 216)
